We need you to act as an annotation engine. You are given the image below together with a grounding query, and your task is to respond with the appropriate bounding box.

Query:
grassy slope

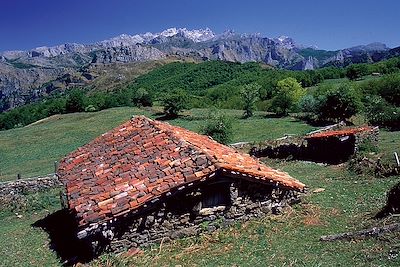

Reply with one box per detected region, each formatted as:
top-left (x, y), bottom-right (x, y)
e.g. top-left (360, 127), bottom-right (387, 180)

top-left (0, 189), bottom-right (61, 267)
top-left (109, 163), bottom-right (399, 267)
top-left (0, 107), bottom-right (313, 182)
top-left (0, 107), bottom-right (150, 181)
top-left (0, 107), bottom-right (399, 266)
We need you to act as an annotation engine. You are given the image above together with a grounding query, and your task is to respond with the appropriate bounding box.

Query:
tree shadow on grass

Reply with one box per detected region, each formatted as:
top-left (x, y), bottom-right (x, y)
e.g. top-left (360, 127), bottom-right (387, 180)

top-left (33, 209), bottom-right (95, 266)
top-left (154, 113), bottom-right (181, 121)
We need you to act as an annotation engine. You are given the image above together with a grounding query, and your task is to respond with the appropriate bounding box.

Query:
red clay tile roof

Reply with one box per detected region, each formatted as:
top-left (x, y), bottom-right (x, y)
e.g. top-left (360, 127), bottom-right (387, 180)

top-left (306, 126), bottom-right (374, 139)
top-left (58, 116), bottom-right (305, 227)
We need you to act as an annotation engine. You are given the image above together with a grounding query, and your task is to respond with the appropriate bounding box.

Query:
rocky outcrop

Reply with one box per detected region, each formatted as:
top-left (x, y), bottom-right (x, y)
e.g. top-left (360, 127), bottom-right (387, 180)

top-left (0, 62), bottom-right (70, 110)
top-left (91, 44), bottom-right (165, 64)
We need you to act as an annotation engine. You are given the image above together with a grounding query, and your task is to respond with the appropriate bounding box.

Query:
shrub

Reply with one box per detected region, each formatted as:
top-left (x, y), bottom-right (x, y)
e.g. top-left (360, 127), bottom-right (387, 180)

top-left (315, 83), bottom-right (362, 122)
top-left (162, 90), bottom-right (189, 118)
top-left (65, 89), bottom-right (85, 113)
top-left (346, 64), bottom-right (369, 80)
top-left (46, 98), bottom-right (66, 115)
top-left (298, 95), bottom-right (317, 113)
top-left (271, 93), bottom-right (293, 116)
top-left (133, 88), bottom-right (153, 107)
top-left (364, 95), bottom-right (400, 130)
top-left (202, 112), bottom-right (233, 145)
top-left (378, 74), bottom-right (400, 106)
top-left (84, 105), bottom-right (97, 112)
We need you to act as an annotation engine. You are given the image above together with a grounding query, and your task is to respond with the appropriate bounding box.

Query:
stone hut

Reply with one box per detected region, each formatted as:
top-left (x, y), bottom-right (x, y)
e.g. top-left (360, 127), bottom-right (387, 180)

top-left (251, 126), bottom-right (379, 164)
top-left (57, 116), bottom-right (305, 254)
top-left (304, 126), bottom-right (379, 163)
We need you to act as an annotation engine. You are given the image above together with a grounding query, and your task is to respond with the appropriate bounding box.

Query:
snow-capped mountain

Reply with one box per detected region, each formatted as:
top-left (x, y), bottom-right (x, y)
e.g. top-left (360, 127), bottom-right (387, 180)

top-left (98, 28), bottom-right (216, 48)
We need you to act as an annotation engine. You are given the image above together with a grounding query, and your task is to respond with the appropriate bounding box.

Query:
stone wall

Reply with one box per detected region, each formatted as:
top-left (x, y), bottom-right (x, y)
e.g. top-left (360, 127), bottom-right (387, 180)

top-left (0, 175), bottom-right (61, 206)
top-left (353, 127), bottom-right (380, 153)
top-left (82, 177), bottom-right (301, 254)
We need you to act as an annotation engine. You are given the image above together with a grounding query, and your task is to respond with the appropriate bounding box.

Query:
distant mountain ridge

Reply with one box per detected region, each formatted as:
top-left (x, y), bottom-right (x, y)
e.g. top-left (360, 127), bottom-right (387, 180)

top-left (0, 27), bottom-right (398, 111)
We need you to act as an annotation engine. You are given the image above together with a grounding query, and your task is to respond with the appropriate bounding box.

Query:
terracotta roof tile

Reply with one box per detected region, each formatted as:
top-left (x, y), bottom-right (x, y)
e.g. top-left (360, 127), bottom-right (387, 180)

top-left (58, 116), bottom-right (305, 228)
top-left (306, 126), bottom-right (374, 139)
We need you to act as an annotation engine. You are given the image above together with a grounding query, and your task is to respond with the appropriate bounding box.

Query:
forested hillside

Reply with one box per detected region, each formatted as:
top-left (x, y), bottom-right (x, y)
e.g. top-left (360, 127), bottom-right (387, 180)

top-left (1, 57), bottom-right (400, 131)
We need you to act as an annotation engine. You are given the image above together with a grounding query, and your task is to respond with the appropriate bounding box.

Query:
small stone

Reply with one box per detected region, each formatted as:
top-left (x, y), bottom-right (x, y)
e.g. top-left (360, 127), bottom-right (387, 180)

top-left (207, 225), bottom-right (216, 232)
top-left (312, 188), bottom-right (325, 193)
top-left (125, 247), bottom-right (143, 257)
top-left (145, 215), bottom-right (155, 227)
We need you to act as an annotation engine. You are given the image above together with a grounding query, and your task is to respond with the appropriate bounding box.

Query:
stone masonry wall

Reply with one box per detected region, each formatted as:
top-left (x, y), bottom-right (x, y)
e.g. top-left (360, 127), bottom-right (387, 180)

top-left (86, 178), bottom-right (301, 254)
top-left (0, 175), bottom-right (61, 206)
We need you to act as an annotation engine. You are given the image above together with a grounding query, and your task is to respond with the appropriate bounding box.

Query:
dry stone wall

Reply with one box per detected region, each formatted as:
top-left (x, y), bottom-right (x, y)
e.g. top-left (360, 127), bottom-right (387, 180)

top-left (84, 178), bottom-right (301, 254)
top-left (0, 175), bottom-right (61, 206)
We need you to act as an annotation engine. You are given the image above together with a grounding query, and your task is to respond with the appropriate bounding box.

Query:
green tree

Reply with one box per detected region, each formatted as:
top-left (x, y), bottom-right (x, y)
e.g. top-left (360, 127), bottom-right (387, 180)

top-left (46, 98), bottom-right (66, 115)
top-left (378, 73), bottom-right (400, 106)
top-left (240, 83), bottom-right (260, 118)
top-left (315, 83), bottom-right (362, 122)
top-left (65, 89), bottom-right (85, 113)
top-left (202, 111), bottom-right (233, 144)
top-left (346, 64), bottom-right (368, 80)
top-left (271, 77), bottom-right (306, 116)
top-left (133, 88), bottom-right (153, 107)
top-left (162, 90), bottom-right (189, 118)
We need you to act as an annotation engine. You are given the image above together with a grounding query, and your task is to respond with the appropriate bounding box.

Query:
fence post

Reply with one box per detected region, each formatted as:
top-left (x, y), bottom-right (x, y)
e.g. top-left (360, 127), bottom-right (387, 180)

top-left (17, 173), bottom-right (21, 180)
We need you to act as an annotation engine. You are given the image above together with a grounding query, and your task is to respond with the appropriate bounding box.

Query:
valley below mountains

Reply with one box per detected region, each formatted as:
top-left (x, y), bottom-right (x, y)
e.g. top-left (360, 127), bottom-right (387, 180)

top-left (1, 27), bottom-right (399, 111)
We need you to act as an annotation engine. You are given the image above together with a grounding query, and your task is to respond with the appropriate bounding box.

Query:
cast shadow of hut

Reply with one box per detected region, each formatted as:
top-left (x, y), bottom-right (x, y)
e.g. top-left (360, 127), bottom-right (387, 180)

top-left (32, 209), bottom-right (96, 266)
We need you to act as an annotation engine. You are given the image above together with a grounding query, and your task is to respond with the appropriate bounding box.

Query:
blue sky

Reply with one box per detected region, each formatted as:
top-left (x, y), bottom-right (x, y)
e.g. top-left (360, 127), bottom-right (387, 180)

top-left (1, 0), bottom-right (399, 51)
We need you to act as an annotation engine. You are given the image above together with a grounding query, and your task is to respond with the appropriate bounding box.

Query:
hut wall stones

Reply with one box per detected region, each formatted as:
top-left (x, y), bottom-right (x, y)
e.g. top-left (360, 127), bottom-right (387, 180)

top-left (85, 177), bottom-right (301, 254)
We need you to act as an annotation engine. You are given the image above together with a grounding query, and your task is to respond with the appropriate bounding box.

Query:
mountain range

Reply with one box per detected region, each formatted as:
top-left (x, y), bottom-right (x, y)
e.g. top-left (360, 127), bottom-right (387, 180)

top-left (1, 27), bottom-right (399, 111)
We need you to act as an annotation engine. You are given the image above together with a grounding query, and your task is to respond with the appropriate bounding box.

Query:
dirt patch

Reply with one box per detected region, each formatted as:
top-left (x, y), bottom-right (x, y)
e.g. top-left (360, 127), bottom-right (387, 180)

top-left (301, 204), bottom-right (324, 226)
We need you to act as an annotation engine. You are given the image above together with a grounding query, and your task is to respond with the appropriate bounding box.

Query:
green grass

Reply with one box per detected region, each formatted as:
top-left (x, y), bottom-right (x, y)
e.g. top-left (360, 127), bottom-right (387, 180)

top-left (0, 107), bottom-right (152, 181)
top-left (0, 107), bottom-right (314, 181)
top-left (306, 75), bottom-right (380, 92)
top-left (95, 162), bottom-right (400, 267)
top-left (0, 189), bottom-right (61, 267)
top-left (1, 107), bottom-right (400, 266)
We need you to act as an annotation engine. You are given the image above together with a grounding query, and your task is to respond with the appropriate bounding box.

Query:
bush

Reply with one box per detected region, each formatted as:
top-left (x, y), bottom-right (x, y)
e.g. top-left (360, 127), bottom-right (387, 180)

top-left (298, 95), bottom-right (317, 113)
top-left (84, 105), bottom-right (97, 112)
top-left (202, 112), bottom-right (233, 144)
top-left (346, 64), bottom-right (369, 80)
top-left (271, 93), bottom-right (293, 116)
top-left (65, 89), bottom-right (85, 113)
top-left (133, 88), bottom-right (153, 107)
top-left (364, 95), bottom-right (400, 130)
top-left (315, 83), bottom-right (362, 122)
top-left (162, 90), bottom-right (189, 118)
top-left (46, 98), bottom-right (66, 115)
top-left (378, 74), bottom-right (400, 106)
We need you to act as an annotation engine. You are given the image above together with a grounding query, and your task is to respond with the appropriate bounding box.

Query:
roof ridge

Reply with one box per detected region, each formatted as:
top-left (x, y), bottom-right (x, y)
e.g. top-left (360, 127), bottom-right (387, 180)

top-left (148, 117), bottom-right (221, 164)
top-left (143, 117), bottom-right (304, 188)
